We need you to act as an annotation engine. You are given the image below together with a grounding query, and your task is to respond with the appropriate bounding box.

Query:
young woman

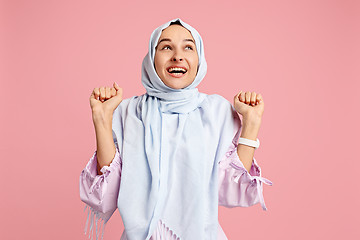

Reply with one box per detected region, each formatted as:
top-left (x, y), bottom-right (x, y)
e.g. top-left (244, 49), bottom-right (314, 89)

top-left (80, 18), bottom-right (272, 240)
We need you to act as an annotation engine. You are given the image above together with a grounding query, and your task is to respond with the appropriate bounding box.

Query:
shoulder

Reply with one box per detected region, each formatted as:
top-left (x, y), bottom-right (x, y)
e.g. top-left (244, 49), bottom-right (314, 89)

top-left (201, 93), bottom-right (240, 124)
top-left (113, 94), bottom-right (145, 120)
top-left (198, 93), bottom-right (238, 123)
top-left (207, 94), bottom-right (230, 104)
top-left (115, 94), bottom-right (146, 111)
top-left (200, 93), bottom-right (234, 111)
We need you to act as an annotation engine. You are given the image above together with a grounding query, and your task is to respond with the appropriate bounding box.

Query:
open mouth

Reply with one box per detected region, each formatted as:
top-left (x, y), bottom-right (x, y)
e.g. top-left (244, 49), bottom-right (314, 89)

top-left (167, 67), bottom-right (187, 77)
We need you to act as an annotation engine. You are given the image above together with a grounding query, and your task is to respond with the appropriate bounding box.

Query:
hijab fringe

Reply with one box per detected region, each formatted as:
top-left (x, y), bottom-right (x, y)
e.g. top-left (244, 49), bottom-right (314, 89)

top-left (159, 219), bottom-right (181, 240)
top-left (83, 205), bottom-right (108, 240)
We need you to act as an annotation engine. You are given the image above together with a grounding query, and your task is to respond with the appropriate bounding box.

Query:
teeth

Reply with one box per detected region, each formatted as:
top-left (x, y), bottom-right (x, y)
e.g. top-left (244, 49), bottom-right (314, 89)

top-left (168, 67), bottom-right (186, 73)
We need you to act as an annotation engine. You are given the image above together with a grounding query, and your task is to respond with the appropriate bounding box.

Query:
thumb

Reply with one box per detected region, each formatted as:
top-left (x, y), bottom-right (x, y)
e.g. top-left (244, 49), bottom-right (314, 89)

top-left (113, 82), bottom-right (123, 95)
top-left (234, 91), bottom-right (242, 103)
top-left (113, 82), bottom-right (120, 91)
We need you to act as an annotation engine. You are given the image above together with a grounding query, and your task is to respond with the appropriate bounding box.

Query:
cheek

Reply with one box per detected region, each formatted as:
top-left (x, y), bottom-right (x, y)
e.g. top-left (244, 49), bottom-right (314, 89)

top-left (190, 57), bottom-right (199, 74)
top-left (154, 60), bottom-right (161, 75)
top-left (154, 53), bottom-right (161, 68)
top-left (154, 56), bottom-right (166, 72)
top-left (191, 53), bottom-right (199, 65)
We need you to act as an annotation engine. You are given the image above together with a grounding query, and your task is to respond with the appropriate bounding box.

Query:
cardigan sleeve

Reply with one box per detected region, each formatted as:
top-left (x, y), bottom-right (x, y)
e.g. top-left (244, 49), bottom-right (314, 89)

top-left (79, 146), bottom-right (122, 239)
top-left (218, 141), bottom-right (273, 210)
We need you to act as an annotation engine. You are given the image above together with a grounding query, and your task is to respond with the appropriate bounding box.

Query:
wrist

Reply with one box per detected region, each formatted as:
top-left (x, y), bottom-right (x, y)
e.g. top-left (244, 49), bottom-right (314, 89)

top-left (240, 120), bottom-right (261, 141)
top-left (92, 110), bottom-right (113, 129)
top-left (242, 114), bottom-right (262, 127)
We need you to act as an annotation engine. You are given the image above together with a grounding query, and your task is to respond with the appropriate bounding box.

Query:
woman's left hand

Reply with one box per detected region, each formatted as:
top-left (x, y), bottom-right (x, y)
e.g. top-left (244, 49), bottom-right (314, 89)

top-left (233, 91), bottom-right (264, 123)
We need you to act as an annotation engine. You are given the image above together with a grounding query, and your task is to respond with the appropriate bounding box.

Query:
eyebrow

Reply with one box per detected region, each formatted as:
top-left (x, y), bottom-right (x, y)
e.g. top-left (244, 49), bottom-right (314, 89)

top-left (157, 38), bottom-right (195, 44)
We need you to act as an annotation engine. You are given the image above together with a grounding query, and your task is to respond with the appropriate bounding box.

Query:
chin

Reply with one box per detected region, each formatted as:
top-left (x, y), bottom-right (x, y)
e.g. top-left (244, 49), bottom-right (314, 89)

top-left (165, 83), bottom-right (185, 89)
top-left (162, 79), bottom-right (190, 90)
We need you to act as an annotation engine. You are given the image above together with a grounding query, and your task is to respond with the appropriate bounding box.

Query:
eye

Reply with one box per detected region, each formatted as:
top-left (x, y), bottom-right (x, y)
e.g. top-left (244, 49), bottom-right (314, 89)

top-left (162, 45), bottom-right (171, 50)
top-left (185, 46), bottom-right (194, 50)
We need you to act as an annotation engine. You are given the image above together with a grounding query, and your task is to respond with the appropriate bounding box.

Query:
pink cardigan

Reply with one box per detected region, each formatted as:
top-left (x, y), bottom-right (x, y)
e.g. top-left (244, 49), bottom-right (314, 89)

top-left (79, 141), bottom-right (272, 240)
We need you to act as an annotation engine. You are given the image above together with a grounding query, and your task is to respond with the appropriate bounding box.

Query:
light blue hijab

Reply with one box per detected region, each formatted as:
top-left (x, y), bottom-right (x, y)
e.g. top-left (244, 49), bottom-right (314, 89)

top-left (112, 18), bottom-right (241, 240)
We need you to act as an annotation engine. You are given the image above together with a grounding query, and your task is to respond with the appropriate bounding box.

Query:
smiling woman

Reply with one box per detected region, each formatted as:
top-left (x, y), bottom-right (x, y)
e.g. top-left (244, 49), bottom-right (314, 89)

top-left (154, 22), bottom-right (199, 89)
top-left (80, 18), bottom-right (272, 240)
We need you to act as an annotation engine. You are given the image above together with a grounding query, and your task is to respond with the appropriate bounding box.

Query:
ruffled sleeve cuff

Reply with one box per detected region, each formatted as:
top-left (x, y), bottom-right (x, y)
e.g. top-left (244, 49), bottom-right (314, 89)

top-left (79, 148), bottom-right (122, 240)
top-left (80, 147), bottom-right (122, 214)
top-left (218, 143), bottom-right (273, 210)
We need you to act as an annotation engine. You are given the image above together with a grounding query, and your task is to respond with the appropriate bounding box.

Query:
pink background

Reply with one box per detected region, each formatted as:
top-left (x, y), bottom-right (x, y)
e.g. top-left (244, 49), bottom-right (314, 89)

top-left (1, 0), bottom-right (359, 239)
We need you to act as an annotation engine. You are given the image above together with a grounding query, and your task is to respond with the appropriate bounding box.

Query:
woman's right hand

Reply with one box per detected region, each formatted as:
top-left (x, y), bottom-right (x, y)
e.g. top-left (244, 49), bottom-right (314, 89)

top-left (90, 82), bottom-right (123, 124)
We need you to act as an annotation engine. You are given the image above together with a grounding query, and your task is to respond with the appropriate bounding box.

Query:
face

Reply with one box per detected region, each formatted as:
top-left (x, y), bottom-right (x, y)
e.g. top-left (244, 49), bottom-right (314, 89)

top-left (154, 25), bottom-right (199, 89)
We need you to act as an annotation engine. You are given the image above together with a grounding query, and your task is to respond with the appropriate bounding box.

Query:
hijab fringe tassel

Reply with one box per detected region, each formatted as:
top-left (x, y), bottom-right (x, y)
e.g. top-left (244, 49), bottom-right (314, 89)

top-left (83, 205), bottom-right (107, 240)
top-left (159, 219), bottom-right (181, 240)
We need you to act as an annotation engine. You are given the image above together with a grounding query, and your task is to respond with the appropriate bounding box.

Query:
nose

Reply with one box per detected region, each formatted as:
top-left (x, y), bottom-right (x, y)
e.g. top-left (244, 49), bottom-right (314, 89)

top-left (171, 50), bottom-right (183, 62)
top-left (172, 57), bottom-right (183, 61)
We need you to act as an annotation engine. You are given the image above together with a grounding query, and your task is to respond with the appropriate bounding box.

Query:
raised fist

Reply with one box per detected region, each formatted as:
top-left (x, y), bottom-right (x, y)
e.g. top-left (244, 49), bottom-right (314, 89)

top-left (233, 91), bottom-right (264, 122)
top-left (90, 82), bottom-right (123, 120)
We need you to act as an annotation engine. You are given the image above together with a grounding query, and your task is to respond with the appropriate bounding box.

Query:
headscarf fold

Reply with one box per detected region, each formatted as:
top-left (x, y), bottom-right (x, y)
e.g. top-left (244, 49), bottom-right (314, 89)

top-left (112, 18), bottom-right (241, 240)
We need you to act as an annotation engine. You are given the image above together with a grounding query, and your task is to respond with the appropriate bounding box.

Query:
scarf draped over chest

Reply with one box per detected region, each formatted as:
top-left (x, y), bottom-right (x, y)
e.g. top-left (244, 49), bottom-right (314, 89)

top-left (111, 18), bottom-right (241, 240)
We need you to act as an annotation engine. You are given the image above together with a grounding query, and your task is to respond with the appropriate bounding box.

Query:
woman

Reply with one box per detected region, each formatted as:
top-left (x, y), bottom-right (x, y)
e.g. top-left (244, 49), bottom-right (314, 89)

top-left (80, 18), bottom-right (272, 240)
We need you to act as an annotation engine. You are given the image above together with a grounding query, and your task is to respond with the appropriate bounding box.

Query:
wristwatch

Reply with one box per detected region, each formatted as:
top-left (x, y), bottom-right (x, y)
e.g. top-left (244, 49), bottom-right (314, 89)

top-left (238, 137), bottom-right (260, 149)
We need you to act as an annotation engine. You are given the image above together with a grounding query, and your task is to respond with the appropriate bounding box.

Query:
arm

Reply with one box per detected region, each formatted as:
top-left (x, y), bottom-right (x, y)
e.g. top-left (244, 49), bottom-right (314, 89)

top-left (82, 83), bottom-right (123, 239)
top-left (79, 147), bottom-right (122, 238)
top-left (80, 147), bottom-right (122, 213)
top-left (236, 117), bottom-right (261, 173)
top-left (218, 112), bottom-right (272, 210)
top-left (233, 90), bottom-right (264, 172)
top-left (218, 141), bottom-right (272, 210)
top-left (93, 110), bottom-right (116, 175)
top-left (90, 82), bottom-right (123, 175)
